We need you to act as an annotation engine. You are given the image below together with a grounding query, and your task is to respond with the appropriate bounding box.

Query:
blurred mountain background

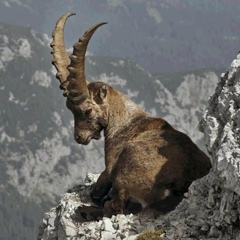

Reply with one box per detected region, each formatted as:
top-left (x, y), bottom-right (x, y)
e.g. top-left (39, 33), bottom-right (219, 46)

top-left (0, 0), bottom-right (239, 239)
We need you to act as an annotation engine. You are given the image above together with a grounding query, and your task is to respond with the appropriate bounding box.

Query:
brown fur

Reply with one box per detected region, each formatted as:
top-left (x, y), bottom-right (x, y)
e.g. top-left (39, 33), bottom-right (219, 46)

top-left (66, 81), bottom-right (211, 219)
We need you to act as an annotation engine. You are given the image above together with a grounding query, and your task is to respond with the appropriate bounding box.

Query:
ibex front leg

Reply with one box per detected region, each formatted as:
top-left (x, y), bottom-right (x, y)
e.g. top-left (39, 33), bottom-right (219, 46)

top-left (90, 169), bottom-right (112, 206)
top-left (104, 187), bottom-right (129, 217)
top-left (75, 170), bottom-right (112, 222)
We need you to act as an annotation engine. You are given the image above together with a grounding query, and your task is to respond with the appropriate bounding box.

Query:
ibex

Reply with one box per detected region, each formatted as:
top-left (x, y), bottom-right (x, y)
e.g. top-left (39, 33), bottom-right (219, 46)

top-left (51, 13), bottom-right (211, 220)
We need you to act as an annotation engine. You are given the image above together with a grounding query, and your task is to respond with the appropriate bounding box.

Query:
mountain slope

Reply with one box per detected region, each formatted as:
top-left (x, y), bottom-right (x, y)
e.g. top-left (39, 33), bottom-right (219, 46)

top-left (0, 0), bottom-right (240, 72)
top-left (0, 184), bottom-right (50, 240)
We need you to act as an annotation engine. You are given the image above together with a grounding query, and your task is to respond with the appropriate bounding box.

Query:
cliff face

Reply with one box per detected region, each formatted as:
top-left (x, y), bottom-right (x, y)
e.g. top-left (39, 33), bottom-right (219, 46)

top-left (37, 53), bottom-right (240, 240)
top-left (163, 52), bottom-right (240, 239)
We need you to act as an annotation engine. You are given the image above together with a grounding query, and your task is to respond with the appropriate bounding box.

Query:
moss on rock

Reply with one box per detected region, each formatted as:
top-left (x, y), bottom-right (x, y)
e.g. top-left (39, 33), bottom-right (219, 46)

top-left (136, 230), bottom-right (165, 240)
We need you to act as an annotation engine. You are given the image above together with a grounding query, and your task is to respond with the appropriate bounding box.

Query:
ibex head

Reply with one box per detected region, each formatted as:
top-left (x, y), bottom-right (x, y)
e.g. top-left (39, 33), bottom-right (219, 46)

top-left (51, 13), bottom-right (109, 145)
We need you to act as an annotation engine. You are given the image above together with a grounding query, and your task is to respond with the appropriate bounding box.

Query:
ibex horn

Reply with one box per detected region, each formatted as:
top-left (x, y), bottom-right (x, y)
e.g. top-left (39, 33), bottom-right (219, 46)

top-left (51, 12), bottom-right (75, 96)
top-left (67, 21), bottom-right (107, 103)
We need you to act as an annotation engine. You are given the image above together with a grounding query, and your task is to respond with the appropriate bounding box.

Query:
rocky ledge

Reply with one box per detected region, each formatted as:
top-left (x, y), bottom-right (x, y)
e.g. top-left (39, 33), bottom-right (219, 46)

top-left (37, 53), bottom-right (240, 240)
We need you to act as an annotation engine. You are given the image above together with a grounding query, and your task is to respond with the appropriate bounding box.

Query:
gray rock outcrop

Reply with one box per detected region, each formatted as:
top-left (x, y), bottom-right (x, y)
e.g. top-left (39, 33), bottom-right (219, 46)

top-left (37, 53), bottom-right (240, 240)
top-left (163, 53), bottom-right (240, 239)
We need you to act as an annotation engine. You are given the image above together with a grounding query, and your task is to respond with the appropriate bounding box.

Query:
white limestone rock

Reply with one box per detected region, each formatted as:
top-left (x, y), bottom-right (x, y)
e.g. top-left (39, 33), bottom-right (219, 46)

top-left (37, 173), bottom-right (152, 240)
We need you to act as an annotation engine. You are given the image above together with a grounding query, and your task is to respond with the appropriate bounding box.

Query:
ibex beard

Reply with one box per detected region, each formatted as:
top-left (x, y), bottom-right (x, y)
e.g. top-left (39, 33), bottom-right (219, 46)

top-left (51, 13), bottom-right (211, 220)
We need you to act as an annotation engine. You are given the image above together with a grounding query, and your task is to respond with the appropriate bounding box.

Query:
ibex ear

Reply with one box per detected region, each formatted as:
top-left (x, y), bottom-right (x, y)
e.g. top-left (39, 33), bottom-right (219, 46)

top-left (99, 85), bottom-right (107, 99)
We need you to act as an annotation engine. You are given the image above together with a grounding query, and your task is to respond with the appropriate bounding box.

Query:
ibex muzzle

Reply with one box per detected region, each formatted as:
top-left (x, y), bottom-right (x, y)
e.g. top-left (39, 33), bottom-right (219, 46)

top-left (51, 13), bottom-right (211, 220)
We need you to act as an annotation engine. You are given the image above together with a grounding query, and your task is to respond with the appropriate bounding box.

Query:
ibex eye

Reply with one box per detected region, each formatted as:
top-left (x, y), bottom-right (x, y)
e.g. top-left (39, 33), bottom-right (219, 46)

top-left (85, 109), bottom-right (92, 115)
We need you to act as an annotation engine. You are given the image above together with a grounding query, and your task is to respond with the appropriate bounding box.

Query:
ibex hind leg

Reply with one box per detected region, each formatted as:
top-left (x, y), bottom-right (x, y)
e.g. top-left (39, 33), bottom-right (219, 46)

top-left (149, 194), bottom-right (183, 214)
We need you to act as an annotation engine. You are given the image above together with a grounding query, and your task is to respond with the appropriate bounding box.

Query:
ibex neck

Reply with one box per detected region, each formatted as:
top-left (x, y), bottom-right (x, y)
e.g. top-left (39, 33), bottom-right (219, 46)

top-left (104, 93), bottom-right (145, 140)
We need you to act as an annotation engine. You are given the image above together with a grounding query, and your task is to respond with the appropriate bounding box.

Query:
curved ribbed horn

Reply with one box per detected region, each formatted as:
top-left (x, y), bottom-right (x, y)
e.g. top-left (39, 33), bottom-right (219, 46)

top-left (67, 22), bottom-right (107, 103)
top-left (51, 13), bottom-right (75, 96)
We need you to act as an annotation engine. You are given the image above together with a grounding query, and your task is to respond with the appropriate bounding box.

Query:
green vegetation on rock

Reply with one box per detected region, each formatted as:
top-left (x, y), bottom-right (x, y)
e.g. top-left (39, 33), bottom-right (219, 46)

top-left (136, 230), bottom-right (165, 240)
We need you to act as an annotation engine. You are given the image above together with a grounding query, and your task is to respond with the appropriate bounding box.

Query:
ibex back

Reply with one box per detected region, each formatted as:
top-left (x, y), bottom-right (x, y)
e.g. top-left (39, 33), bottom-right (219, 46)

top-left (51, 13), bottom-right (211, 220)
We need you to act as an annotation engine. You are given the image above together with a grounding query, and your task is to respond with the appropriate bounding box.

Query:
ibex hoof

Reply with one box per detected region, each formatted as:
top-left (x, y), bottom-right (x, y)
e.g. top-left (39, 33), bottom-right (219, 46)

top-left (74, 205), bottom-right (104, 222)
